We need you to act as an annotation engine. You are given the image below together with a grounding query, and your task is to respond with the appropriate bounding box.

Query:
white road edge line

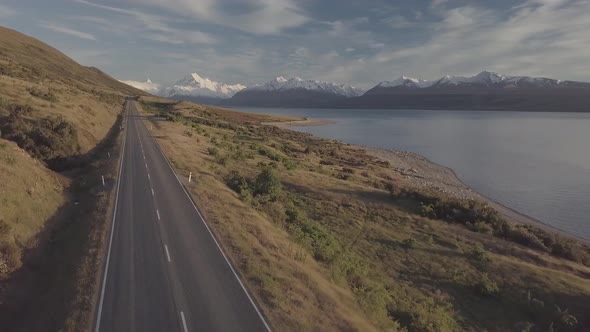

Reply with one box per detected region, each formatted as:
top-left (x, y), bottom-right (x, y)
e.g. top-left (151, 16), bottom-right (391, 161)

top-left (156, 209), bottom-right (161, 220)
top-left (95, 102), bottom-right (128, 332)
top-left (180, 311), bottom-right (189, 332)
top-left (142, 111), bottom-right (272, 332)
top-left (164, 244), bottom-right (171, 262)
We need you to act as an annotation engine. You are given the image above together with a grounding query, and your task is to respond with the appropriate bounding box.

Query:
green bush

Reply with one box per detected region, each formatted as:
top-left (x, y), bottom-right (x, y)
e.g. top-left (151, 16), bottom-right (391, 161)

top-left (355, 281), bottom-right (391, 319)
top-left (419, 203), bottom-right (436, 218)
top-left (509, 225), bottom-right (547, 250)
top-left (391, 189), bottom-right (590, 265)
top-left (472, 220), bottom-right (494, 235)
top-left (253, 167), bottom-right (282, 200)
top-left (286, 205), bottom-right (341, 262)
top-left (475, 273), bottom-right (499, 296)
top-left (402, 238), bottom-right (415, 249)
top-left (469, 243), bottom-right (491, 265)
top-left (282, 158), bottom-right (297, 170)
top-left (1, 114), bottom-right (80, 163)
top-left (257, 146), bottom-right (281, 161)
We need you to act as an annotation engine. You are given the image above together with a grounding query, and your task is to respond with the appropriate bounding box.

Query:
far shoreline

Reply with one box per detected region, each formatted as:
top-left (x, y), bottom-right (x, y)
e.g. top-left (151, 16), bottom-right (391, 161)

top-left (264, 116), bottom-right (590, 245)
top-left (262, 117), bottom-right (335, 127)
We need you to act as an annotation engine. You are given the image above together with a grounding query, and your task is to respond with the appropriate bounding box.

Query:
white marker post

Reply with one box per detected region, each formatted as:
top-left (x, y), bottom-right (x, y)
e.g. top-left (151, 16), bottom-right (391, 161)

top-left (188, 172), bottom-right (192, 183)
top-left (108, 152), bottom-right (111, 158)
top-left (102, 175), bottom-right (105, 187)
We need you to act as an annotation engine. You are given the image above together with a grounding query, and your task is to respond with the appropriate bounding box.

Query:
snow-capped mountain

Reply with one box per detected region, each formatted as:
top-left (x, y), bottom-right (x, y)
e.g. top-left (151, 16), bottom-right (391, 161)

top-left (373, 71), bottom-right (570, 90)
top-left (159, 73), bottom-right (246, 100)
top-left (119, 78), bottom-right (161, 94)
top-left (352, 71), bottom-right (590, 112)
top-left (377, 75), bottom-right (435, 88)
top-left (226, 76), bottom-right (364, 107)
top-left (246, 77), bottom-right (364, 97)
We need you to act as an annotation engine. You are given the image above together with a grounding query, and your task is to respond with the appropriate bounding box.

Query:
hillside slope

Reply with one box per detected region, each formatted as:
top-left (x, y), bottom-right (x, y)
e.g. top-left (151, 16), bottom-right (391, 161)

top-left (0, 26), bottom-right (143, 331)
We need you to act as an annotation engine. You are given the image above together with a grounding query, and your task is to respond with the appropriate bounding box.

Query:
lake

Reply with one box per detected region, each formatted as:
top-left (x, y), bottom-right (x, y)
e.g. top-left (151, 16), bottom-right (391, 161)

top-left (229, 107), bottom-right (590, 240)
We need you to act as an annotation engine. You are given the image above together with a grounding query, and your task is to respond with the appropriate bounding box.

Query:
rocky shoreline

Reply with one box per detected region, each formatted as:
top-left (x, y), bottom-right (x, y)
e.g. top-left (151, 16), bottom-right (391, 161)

top-left (277, 117), bottom-right (589, 245)
top-left (365, 148), bottom-right (573, 235)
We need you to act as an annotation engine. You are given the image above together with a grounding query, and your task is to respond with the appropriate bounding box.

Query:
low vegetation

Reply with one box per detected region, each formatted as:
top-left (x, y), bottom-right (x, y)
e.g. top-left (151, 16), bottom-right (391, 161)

top-left (138, 97), bottom-right (590, 331)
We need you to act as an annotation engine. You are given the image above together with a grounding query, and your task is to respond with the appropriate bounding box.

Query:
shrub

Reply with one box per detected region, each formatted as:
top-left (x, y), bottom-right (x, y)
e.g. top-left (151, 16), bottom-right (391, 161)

top-left (336, 172), bottom-right (351, 180)
top-left (342, 167), bottom-right (355, 174)
top-left (214, 154), bottom-right (228, 165)
top-left (286, 205), bottom-right (341, 262)
top-left (475, 273), bottom-right (499, 296)
top-left (419, 203), bottom-right (436, 218)
top-left (469, 243), bottom-right (491, 265)
top-left (355, 281), bottom-right (391, 319)
top-left (282, 158), bottom-right (297, 170)
top-left (253, 167), bottom-right (282, 200)
top-left (207, 147), bottom-right (219, 156)
top-left (1, 114), bottom-right (80, 163)
top-left (550, 239), bottom-right (585, 262)
top-left (402, 238), bottom-right (415, 250)
top-left (332, 251), bottom-right (368, 286)
top-left (473, 220), bottom-right (494, 235)
top-left (28, 87), bottom-right (58, 102)
top-left (258, 146), bottom-right (281, 161)
top-left (509, 225), bottom-right (547, 250)
top-left (5, 103), bottom-right (33, 121)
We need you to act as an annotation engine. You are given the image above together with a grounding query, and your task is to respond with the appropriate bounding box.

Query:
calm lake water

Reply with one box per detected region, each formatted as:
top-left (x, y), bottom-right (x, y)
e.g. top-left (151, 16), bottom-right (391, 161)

top-left (229, 107), bottom-right (590, 240)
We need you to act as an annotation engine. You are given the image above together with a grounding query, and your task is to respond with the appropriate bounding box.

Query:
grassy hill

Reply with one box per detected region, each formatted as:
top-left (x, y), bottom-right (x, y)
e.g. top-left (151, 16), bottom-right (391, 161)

top-left (138, 96), bottom-right (590, 331)
top-left (0, 26), bottom-right (144, 331)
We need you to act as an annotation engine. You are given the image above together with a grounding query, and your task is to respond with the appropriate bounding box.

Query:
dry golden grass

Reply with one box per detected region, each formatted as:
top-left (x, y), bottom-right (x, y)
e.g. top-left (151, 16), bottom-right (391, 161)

top-left (138, 97), bottom-right (590, 332)
top-left (0, 26), bottom-right (141, 330)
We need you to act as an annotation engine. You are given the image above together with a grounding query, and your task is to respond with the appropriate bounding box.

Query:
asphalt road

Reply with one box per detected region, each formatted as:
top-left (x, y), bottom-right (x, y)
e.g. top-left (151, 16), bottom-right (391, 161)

top-left (95, 100), bottom-right (270, 332)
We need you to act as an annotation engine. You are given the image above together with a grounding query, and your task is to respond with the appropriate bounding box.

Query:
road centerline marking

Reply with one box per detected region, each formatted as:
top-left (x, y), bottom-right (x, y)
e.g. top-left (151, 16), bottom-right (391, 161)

top-left (164, 245), bottom-right (171, 262)
top-left (156, 209), bottom-right (161, 220)
top-left (180, 311), bottom-right (188, 332)
top-left (151, 188), bottom-right (155, 196)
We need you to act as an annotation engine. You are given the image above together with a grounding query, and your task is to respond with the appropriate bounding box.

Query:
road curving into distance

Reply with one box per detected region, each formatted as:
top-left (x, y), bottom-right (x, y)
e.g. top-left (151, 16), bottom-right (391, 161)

top-left (94, 100), bottom-right (270, 332)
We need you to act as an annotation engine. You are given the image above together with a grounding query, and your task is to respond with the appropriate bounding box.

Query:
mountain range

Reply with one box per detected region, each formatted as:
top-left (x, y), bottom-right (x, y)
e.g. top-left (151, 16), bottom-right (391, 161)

top-left (123, 71), bottom-right (590, 112)
top-left (122, 74), bottom-right (362, 106)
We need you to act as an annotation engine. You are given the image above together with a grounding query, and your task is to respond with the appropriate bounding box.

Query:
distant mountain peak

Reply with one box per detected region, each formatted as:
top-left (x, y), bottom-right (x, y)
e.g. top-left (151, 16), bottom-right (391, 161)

top-left (376, 71), bottom-right (570, 89)
top-left (119, 78), bottom-right (160, 94)
top-left (379, 75), bottom-right (434, 88)
top-left (159, 72), bottom-right (246, 99)
top-left (244, 76), bottom-right (364, 97)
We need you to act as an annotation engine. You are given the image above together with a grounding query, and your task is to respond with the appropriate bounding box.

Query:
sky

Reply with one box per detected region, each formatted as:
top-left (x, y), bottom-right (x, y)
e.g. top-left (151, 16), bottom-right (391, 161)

top-left (1, 0), bottom-right (589, 89)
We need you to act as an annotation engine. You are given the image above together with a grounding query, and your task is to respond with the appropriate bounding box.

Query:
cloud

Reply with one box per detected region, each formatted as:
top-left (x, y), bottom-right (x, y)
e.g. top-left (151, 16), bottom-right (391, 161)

top-left (0, 4), bottom-right (16, 17)
top-left (39, 23), bottom-right (96, 40)
top-left (357, 0), bottom-right (590, 82)
top-left (145, 31), bottom-right (214, 44)
top-left (74, 0), bottom-right (214, 44)
top-left (116, 0), bottom-right (310, 35)
top-left (382, 14), bottom-right (414, 28)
